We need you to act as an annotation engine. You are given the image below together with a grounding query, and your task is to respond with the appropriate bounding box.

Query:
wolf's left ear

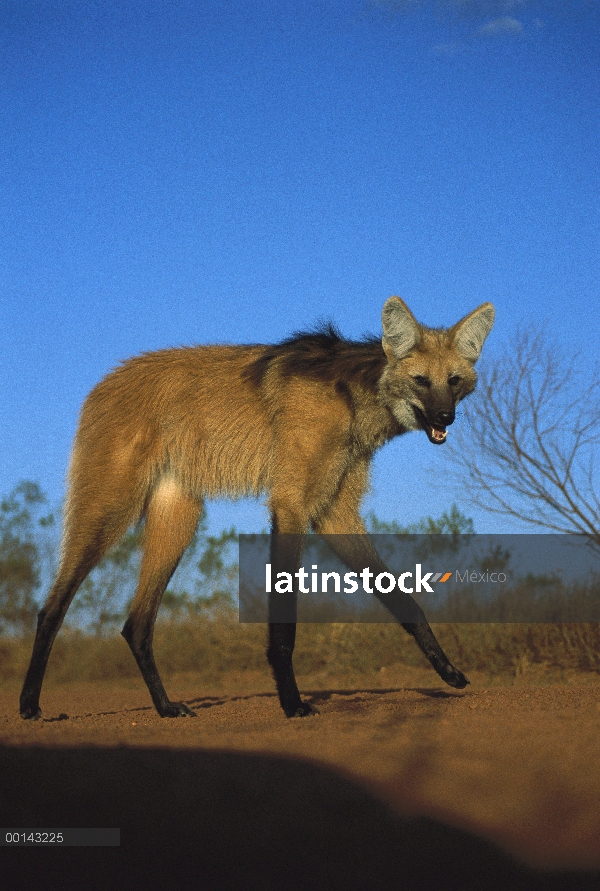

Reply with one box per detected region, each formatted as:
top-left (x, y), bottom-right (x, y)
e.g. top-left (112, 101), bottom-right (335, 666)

top-left (453, 303), bottom-right (495, 362)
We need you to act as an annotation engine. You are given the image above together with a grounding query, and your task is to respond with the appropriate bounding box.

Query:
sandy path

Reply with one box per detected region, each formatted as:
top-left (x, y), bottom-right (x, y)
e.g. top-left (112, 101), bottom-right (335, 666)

top-left (1, 671), bottom-right (600, 890)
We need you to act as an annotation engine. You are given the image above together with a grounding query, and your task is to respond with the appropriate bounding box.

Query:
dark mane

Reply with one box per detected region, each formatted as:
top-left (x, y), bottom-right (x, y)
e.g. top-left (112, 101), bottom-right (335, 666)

top-left (245, 323), bottom-right (386, 392)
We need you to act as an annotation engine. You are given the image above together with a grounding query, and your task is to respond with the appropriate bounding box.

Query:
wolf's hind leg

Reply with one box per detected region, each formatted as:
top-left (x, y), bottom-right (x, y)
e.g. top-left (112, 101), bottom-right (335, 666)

top-left (121, 480), bottom-right (201, 717)
top-left (20, 498), bottom-right (136, 720)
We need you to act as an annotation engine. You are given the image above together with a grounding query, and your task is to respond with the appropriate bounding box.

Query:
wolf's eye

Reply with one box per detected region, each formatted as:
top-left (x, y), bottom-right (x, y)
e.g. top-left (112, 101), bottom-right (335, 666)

top-left (448, 375), bottom-right (462, 387)
top-left (413, 375), bottom-right (430, 388)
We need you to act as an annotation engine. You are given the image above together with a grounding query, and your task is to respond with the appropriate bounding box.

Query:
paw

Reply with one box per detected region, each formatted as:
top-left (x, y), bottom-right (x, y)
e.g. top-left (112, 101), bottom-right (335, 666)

top-left (287, 701), bottom-right (320, 718)
top-left (440, 665), bottom-right (470, 689)
top-left (20, 704), bottom-right (42, 720)
top-left (160, 702), bottom-right (196, 718)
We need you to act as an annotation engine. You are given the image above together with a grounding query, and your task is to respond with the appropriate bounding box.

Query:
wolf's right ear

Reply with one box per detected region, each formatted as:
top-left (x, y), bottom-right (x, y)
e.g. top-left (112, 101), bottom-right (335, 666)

top-left (382, 296), bottom-right (420, 360)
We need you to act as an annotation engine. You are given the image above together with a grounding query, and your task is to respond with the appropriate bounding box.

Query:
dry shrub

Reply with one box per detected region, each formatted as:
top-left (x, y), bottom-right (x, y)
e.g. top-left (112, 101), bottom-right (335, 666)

top-left (2, 617), bottom-right (600, 685)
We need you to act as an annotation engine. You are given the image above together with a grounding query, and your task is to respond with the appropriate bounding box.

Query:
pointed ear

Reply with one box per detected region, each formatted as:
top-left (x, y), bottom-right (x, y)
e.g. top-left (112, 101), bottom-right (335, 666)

top-left (382, 296), bottom-right (420, 360)
top-left (453, 302), bottom-right (495, 362)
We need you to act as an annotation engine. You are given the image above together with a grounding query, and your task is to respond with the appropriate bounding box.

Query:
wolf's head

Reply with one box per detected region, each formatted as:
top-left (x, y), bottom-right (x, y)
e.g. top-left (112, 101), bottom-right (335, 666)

top-left (379, 297), bottom-right (495, 444)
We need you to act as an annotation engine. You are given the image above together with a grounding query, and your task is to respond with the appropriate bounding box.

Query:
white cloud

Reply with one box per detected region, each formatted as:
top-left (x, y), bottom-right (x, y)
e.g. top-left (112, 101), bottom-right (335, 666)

top-left (476, 15), bottom-right (524, 35)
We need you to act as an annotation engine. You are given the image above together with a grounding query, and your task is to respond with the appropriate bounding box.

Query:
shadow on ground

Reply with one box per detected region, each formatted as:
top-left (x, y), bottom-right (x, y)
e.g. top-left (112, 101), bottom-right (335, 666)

top-left (1, 746), bottom-right (598, 891)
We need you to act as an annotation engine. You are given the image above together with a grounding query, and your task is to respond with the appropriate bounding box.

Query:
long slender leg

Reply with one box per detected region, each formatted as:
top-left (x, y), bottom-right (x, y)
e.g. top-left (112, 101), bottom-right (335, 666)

top-left (20, 555), bottom-right (101, 719)
top-left (20, 509), bottom-right (133, 719)
top-left (318, 531), bottom-right (468, 688)
top-left (266, 516), bottom-right (318, 717)
top-left (314, 461), bottom-right (469, 689)
top-left (121, 482), bottom-right (201, 717)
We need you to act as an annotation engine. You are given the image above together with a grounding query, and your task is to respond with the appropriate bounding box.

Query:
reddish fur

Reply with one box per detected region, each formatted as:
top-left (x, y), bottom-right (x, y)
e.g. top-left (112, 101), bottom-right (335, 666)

top-left (20, 297), bottom-right (493, 719)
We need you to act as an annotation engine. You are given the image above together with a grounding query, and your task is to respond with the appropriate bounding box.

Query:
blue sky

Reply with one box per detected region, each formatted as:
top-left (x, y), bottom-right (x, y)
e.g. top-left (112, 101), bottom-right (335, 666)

top-left (1, 0), bottom-right (599, 537)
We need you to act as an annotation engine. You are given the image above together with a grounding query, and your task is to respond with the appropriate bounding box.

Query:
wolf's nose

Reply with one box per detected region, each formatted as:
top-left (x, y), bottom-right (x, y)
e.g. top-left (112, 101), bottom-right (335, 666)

top-left (436, 410), bottom-right (454, 426)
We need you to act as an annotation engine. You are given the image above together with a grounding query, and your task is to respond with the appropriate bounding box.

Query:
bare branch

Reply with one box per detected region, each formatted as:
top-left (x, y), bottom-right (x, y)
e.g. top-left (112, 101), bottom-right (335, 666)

top-left (447, 326), bottom-right (600, 550)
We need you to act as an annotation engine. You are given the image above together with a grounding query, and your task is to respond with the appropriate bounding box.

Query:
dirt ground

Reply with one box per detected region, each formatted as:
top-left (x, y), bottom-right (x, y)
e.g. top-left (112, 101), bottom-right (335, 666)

top-left (2, 668), bottom-right (600, 890)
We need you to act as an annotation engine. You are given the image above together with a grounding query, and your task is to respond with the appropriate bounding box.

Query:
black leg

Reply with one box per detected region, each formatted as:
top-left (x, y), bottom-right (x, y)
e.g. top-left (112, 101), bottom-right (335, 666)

top-left (20, 565), bottom-right (90, 720)
top-left (121, 615), bottom-right (195, 717)
top-left (267, 622), bottom-right (317, 717)
top-left (319, 532), bottom-right (469, 690)
top-left (266, 528), bottom-right (318, 718)
top-left (401, 622), bottom-right (469, 688)
top-left (121, 489), bottom-right (201, 717)
top-left (20, 604), bottom-right (65, 719)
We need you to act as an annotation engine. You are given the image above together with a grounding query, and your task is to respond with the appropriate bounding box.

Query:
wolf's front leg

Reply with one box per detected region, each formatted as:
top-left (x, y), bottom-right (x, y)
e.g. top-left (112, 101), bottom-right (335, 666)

top-left (266, 525), bottom-right (319, 717)
top-left (316, 528), bottom-right (469, 690)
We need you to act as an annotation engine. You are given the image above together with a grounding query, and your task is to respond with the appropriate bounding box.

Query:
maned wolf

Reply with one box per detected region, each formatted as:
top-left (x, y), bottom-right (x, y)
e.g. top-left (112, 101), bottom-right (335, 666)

top-left (20, 297), bottom-right (494, 720)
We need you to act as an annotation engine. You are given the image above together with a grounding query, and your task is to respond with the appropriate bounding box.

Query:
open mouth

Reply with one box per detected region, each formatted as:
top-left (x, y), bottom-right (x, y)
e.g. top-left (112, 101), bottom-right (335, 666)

top-left (414, 407), bottom-right (448, 445)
